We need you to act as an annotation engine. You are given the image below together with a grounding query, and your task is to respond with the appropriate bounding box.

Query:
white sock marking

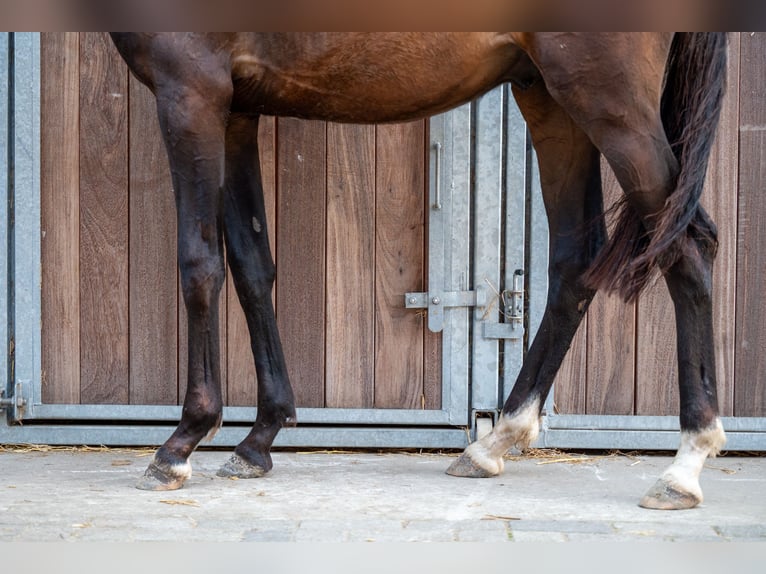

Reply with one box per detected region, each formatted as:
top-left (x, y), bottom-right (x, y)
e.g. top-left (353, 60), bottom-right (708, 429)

top-left (659, 418), bottom-right (726, 499)
top-left (464, 397), bottom-right (541, 475)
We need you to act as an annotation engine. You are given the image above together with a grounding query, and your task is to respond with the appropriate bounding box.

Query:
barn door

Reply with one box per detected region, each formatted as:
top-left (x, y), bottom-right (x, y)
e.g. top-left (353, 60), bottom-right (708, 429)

top-left (2, 33), bottom-right (476, 448)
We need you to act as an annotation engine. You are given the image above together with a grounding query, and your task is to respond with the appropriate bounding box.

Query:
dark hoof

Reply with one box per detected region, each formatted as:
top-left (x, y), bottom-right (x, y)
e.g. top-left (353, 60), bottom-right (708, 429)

top-left (216, 454), bottom-right (269, 479)
top-left (445, 452), bottom-right (498, 478)
top-left (136, 459), bottom-right (191, 491)
top-left (639, 478), bottom-right (702, 510)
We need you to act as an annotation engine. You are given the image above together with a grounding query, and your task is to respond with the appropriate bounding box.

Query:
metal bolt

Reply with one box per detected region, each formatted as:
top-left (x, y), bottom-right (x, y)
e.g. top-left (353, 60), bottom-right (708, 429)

top-left (431, 296), bottom-right (441, 305)
top-left (408, 297), bottom-right (417, 305)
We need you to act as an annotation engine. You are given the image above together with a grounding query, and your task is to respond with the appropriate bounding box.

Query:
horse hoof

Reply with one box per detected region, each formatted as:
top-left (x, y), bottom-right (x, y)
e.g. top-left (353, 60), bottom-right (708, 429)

top-left (445, 452), bottom-right (499, 478)
top-left (216, 454), bottom-right (269, 479)
top-left (639, 478), bottom-right (702, 510)
top-left (136, 459), bottom-right (191, 491)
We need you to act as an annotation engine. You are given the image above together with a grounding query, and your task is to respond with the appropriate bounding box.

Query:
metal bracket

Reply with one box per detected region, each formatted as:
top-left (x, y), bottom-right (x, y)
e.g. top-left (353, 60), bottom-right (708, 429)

top-left (1, 382), bottom-right (27, 422)
top-left (482, 270), bottom-right (525, 340)
top-left (405, 285), bottom-right (487, 333)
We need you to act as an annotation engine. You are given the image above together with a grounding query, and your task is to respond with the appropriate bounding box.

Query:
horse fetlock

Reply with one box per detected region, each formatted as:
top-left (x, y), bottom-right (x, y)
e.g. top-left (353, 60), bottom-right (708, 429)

top-left (136, 457), bottom-right (192, 491)
top-left (639, 418), bottom-right (725, 510)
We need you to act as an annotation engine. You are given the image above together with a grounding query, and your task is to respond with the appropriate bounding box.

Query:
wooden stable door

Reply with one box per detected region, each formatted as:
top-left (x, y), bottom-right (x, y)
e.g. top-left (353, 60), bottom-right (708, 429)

top-left (40, 33), bottom-right (441, 411)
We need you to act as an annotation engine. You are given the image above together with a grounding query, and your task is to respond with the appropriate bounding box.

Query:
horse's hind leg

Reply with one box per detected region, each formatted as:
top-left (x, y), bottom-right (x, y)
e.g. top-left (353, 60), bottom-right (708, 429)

top-left (136, 70), bottom-right (232, 491)
top-left (216, 113), bottom-right (296, 479)
top-left (637, 232), bottom-right (724, 509)
top-left (523, 34), bottom-right (724, 509)
top-left (448, 80), bottom-right (606, 478)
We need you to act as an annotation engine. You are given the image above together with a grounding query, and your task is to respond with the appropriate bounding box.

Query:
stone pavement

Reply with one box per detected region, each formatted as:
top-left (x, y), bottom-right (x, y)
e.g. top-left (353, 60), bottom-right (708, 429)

top-left (0, 447), bottom-right (764, 542)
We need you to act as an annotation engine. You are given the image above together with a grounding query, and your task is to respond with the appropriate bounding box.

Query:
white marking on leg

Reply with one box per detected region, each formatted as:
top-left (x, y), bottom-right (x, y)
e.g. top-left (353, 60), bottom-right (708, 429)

top-left (252, 217), bottom-right (262, 233)
top-left (658, 418), bottom-right (726, 501)
top-left (169, 460), bottom-right (193, 481)
top-left (464, 398), bottom-right (541, 475)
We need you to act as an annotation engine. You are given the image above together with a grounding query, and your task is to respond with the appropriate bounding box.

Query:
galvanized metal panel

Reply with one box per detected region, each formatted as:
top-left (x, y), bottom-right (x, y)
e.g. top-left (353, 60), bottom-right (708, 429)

top-left (0, 423), bottom-right (470, 449)
top-left (25, 403), bottom-right (457, 425)
top-left (1, 33), bottom-right (9, 398)
top-left (547, 414), bottom-right (766, 433)
top-left (2, 416), bottom-right (762, 450)
top-left (471, 87), bottom-right (504, 411)
top-left (9, 33), bottom-right (41, 420)
top-left (501, 87), bottom-right (528, 402)
top-left (430, 104), bottom-right (472, 424)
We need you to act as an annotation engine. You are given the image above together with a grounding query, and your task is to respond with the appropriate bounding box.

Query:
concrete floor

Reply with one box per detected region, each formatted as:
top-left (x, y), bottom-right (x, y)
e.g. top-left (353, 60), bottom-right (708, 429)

top-left (1, 447), bottom-right (764, 542)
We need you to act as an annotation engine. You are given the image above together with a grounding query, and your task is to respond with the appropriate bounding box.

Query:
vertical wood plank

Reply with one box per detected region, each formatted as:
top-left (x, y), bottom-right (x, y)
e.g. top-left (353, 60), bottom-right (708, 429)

top-left (374, 121), bottom-right (425, 409)
top-left (635, 267), bottom-right (678, 415)
top-left (276, 118), bottom-right (327, 407)
top-left (78, 33), bottom-right (130, 404)
top-left (325, 123), bottom-right (376, 408)
top-left (40, 33), bottom-right (80, 404)
top-left (553, 318), bottom-right (587, 414)
top-left (735, 32), bottom-right (766, 417)
top-left (226, 117), bottom-right (277, 407)
top-left (586, 165), bottom-right (636, 415)
top-left (128, 76), bottom-right (178, 405)
top-left (701, 33), bottom-right (740, 417)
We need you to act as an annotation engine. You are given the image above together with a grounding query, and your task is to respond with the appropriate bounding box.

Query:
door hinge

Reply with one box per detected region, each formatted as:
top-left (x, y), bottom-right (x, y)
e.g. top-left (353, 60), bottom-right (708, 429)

top-left (405, 286), bottom-right (488, 333)
top-left (1, 381), bottom-right (27, 422)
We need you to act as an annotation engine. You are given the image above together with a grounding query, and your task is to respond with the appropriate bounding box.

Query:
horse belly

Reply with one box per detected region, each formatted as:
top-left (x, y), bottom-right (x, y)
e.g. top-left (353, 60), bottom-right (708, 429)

top-left (230, 33), bottom-right (523, 123)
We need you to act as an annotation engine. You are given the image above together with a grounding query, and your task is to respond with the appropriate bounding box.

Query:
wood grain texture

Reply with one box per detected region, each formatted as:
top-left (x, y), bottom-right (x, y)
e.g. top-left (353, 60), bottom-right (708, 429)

top-left (325, 123), bottom-right (376, 408)
top-left (735, 32), bottom-right (766, 417)
top-left (586, 291), bottom-right (636, 414)
top-left (553, 317), bottom-right (587, 414)
top-left (276, 118), bottom-right (327, 407)
top-left (40, 33), bottom-right (81, 404)
top-left (635, 277), bottom-right (678, 416)
top-left (128, 76), bottom-right (178, 405)
top-left (78, 33), bottom-right (130, 404)
top-left (374, 122), bottom-right (426, 409)
top-left (585, 165), bottom-right (636, 415)
top-left (700, 34), bottom-right (740, 416)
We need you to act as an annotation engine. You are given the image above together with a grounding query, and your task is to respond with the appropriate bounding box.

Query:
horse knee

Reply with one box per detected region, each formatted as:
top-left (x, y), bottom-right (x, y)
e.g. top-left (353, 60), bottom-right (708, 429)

top-left (180, 254), bottom-right (226, 315)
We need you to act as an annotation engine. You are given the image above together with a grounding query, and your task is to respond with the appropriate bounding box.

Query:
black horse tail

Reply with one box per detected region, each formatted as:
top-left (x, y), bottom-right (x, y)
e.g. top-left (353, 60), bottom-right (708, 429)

top-left (583, 32), bottom-right (728, 301)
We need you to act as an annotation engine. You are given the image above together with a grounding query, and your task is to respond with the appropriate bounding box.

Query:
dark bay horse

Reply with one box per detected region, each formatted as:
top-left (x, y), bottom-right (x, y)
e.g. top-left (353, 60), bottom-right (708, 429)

top-left (110, 33), bottom-right (727, 509)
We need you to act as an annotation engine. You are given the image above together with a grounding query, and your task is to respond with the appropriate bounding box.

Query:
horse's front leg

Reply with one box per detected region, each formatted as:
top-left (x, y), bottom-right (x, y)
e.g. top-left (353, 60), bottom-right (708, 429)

top-left (137, 74), bottom-right (232, 491)
top-left (215, 113), bottom-right (296, 480)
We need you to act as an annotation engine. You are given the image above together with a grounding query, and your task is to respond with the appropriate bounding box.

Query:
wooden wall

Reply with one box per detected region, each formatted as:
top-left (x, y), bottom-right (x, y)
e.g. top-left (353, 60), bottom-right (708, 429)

top-left (554, 32), bottom-right (765, 418)
top-left (39, 32), bottom-right (441, 410)
top-left (38, 33), bottom-right (765, 420)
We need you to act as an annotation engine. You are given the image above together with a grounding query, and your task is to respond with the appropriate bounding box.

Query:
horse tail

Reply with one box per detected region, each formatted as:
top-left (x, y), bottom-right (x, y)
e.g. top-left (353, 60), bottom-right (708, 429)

top-left (583, 32), bottom-right (727, 301)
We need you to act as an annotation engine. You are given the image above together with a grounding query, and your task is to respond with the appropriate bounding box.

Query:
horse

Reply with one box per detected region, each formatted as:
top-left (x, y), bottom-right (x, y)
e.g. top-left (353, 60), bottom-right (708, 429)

top-left (110, 32), bottom-right (728, 509)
